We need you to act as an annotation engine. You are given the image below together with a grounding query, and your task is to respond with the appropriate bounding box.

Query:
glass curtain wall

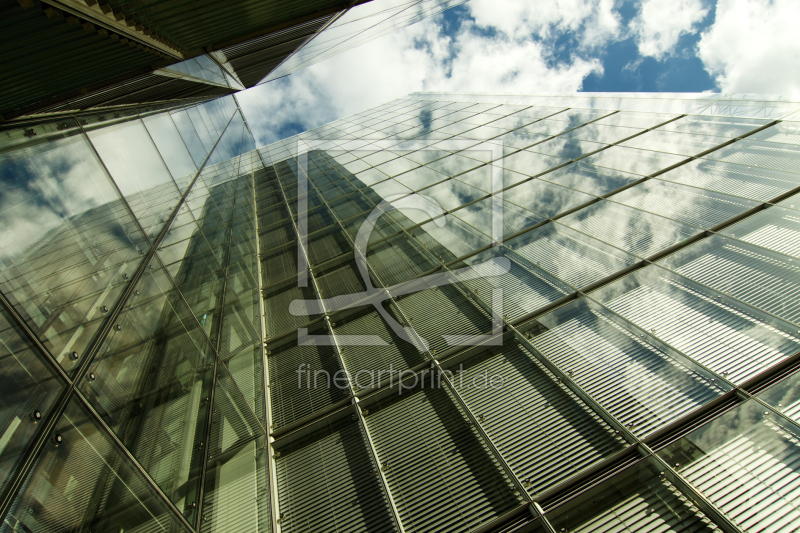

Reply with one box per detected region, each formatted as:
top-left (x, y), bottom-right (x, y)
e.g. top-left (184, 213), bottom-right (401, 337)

top-left (3, 90), bottom-right (800, 533)
top-left (0, 95), bottom-right (266, 533)
top-left (253, 93), bottom-right (800, 533)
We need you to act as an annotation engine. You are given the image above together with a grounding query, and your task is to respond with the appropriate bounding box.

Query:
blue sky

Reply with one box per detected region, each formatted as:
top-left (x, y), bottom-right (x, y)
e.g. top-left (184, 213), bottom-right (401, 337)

top-left (237, 0), bottom-right (799, 147)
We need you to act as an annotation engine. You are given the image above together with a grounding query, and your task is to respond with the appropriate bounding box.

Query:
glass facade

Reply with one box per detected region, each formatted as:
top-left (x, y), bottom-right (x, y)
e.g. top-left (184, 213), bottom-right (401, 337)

top-left (2, 91), bottom-right (800, 533)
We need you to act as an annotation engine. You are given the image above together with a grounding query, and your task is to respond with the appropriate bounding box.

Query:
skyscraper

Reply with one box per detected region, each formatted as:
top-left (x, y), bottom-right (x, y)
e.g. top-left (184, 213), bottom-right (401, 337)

top-left (2, 91), bottom-right (800, 533)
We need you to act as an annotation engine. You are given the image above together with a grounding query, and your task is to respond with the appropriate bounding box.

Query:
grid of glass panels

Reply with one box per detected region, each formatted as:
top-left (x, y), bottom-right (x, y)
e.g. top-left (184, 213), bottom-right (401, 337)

top-left (254, 93), bottom-right (800, 533)
top-left (3, 91), bottom-right (800, 533)
top-left (0, 96), bottom-right (266, 533)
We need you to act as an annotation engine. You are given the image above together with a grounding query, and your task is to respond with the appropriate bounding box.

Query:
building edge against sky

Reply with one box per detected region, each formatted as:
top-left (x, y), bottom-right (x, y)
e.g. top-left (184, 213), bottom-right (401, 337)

top-left (2, 90), bottom-right (800, 533)
top-left (1, 0), bottom-right (465, 122)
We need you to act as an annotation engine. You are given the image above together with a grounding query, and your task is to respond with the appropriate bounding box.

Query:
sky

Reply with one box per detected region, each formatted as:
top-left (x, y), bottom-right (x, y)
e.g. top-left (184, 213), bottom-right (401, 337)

top-left (237, 0), bottom-right (800, 147)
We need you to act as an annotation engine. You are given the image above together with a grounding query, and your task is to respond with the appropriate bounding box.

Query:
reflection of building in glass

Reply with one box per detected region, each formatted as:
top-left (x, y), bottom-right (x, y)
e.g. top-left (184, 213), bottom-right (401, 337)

top-left (3, 92), bottom-right (800, 533)
top-left (2, 0), bottom-right (464, 121)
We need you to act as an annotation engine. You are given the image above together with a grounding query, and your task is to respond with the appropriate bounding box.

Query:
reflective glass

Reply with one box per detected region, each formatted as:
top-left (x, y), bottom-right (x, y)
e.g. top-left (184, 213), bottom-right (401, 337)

top-left (539, 161), bottom-right (640, 195)
top-left (657, 399), bottom-right (800, 531)
top-left (419, 179), bottom-right (486, 210)
top-left (620, 130), bottom-right (728, 156)
top-left (580, 145), bottom-right (687, 176)
top-left (658, 234), bottom-right (800, 324)
top-left (558, 200), bottom-right (701, 258)
top-left (0, 306), bottom-right (65, 496)
top-left (560, 122), bottom-right (643, 144)
top-left (79, 256), bottom-right (215, 510)
top-left (142, 113), bottom-right (198, 193)
top-left (720, 205), bottom-right (800, 258)
top-left (3, 397), bottom-right (192, 532)
top-left (545, 459), bottom-right (721, 533)
top-left (591, 265), bottom-right (800, 383)
top-left (88, 119), bottom-right (182, 236)
top-left (200, 438), bottom-right (270, 532)
top-left (505, 223), bottom-right (636, 289)
top-left (655, 115), bottom-right (771, 138)
top-left (705, 139), bottom-right (800, 175)
top-left (531, 297), bottom-right (728, 436)
top-left (656, 158), bottom-right (800, 202)
top-left (453, 336), bottom-right (625, 496)
top-left (505, 179), bottom-right (596, 218)
top-left (274, 421), bottom-right (398, 532)
top-left (266, 335), bottom-right (349, 430)
top-left (609, 179), bottom-right (758, 229)
top-left (366, 385), bottom-right (524, 531)
top-left (0, 121), bottom-right (147, 373)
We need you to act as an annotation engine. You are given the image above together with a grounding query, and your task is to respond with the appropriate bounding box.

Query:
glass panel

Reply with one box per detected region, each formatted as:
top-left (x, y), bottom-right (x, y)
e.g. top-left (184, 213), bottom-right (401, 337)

top-left (530, 297), bottom-right (728, 437)
top-left (705, 139), bottom-right (800, 175)
top-left (0, 120), bottom-right (148, 374)
top-left (201, 438), bottom-right (270, 532)
top-left (657, 399), bottom-right (800, 531)
top-left (79, 255), bottom-right (215, 512)
top-left (171, 108), bottom-right (213, 167)
top-left (207, 363), bottom-right (264, 460)
top-left (545, 459), bottom-right (722, 533)
top-left (610, 179), bottom-right (758, 229)
top-left (454, 196), bottom-right (546, 239)
top-left (453, 337), bottom-right (625, 496)
top-left (593, 111), bottom-right (678, 129)
top-left (274, 421), bottom-right (398, 532)
top-left (758, 369), bottom-right (800, 423)
top-left (498, 150), bottom-right (568, 180)
top-left (87, 119), bottom-right (182, 237)
top-left (366, 385), bottom-right (524, 532)
top-left (419, 179), bottom-right (486, 211)
top-left (558, 200), bottom-right (702, 258)
top-left (393, 165), bottom-right (448, 190)
top-left (505, 223), bottom-right (637, 289)
top-left (391, 283), bottom-right (494, 356)
top-left (333, 307), bottom-right (428, 380)
top-left (580, 145), bottom-right (687, 176)
top-left (505, 179), bottom-right (596, 218)
top-left (658, 234), bottom-right (800, 324)
top-left (620, 130), bottom-right (727, 156)
top-left (591, 265), bottom-right (800, 384)
top-left (560, 123), bottom-right (643, 144)
top-left (142, 113), bottom-right (198, 193)
top-left (750, 121), bottom-right (800, 145)
top-left (416, 214), bottom-right (492, 260)
top-left (266, 335), bottom-right (349, 430)
top-left (721, 206), bottom-right (800, 258)
top-left (2, 397), bottom-right (192, 532)
top-left (656, 158), bottom-right (800, 202)
top-left (528, 137), bottom-right (608, 159)
top-left (655, 115), bottom-right (771, 138)
top-left (0, 306), bottom-right (66, 496)
top-left (537, 161), bottom-right (640, 196)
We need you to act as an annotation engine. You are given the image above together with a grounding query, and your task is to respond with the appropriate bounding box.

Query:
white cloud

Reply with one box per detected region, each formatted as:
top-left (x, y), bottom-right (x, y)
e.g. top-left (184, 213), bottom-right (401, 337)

top-left (697, 0), bottom-right (800, 93)
top-left (630, 0), bottom-right (709, 60)
top-left (467, 0), bottom-right (621, 48)
top-left (238, 2), bottom-right (613, 147)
